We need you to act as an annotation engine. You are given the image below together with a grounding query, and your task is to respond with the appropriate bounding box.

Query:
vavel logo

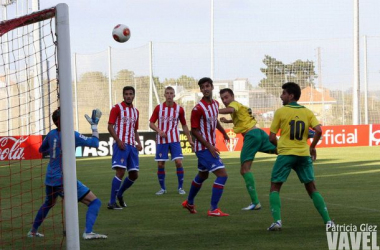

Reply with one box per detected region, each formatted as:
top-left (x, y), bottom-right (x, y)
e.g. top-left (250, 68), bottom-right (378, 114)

top-left (326, 223), bottom-right (379, 250)
top-left (76, 134), bottom-right (157, 157)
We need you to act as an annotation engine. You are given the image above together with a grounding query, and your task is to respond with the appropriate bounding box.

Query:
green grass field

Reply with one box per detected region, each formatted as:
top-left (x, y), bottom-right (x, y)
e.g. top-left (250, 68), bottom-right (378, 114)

top-left (2, 146), bottom-right (380, 249)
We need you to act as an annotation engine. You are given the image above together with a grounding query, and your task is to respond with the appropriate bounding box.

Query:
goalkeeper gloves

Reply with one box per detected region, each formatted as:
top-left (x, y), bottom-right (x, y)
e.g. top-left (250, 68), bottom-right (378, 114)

top-left (85, 109), bottom-right (102, 138)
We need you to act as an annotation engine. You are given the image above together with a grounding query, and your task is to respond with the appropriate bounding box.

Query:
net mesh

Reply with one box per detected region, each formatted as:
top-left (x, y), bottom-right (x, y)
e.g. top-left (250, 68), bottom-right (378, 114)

top-left (0, 8), bottom-right (64, 249)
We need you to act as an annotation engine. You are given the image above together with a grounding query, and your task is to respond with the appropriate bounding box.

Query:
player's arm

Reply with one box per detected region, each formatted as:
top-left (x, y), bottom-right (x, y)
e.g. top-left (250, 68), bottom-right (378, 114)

top-left (269, 132), bottom-right (278, 147)
top-left (269, 110), bottom-right (281, 147)
top-left (149, 122), bottom-right (166, 138)
top-left (149, 105), bottom-right (166, 137)
top-left (178, 107), bottom-right (194, 147)
top-left (309, 125), bottom-right (322, 161)
top-left (219, 117), bottom-right (233, 123)
top-left (108, 107), bottom-right (125, 150)
top-left (191, 127), bottom-right (219, 157)
top-left (182, 124), bottom-right (194, 148)
top-left (134, 130), bottom-right (142, 151)
top-left (75, 132), bottom-right (99, 148)
top-left (216, 120), bottom-right (229, 141)
top-left (39, 135), bottom-right (49, 153)
top-left (219, 107), bottom-right (235, 114)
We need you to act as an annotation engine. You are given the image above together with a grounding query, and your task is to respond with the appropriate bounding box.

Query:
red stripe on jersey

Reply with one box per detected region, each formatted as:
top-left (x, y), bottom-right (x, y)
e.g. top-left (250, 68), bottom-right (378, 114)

top-left (153, 103), bottom-right (183, 144)
top-left (192, 99), bottom-right (219, 151)
top-left (111, 102), bottom-right (139, 145)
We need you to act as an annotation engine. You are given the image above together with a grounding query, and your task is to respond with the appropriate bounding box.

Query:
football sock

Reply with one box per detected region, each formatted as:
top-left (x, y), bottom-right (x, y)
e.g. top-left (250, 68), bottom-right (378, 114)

top-left (187, 175), bottom-right (206, 205)
top-left (311, 192), bottom-right (331, 223)
top-left (110, 176), bottom-right (121, 204)
top-left (32, 201), bottom-right (53, 232)
top-left (157, 167), bottom-right (166, 190)
top-left (211, 176), bottom-right (228, 210)
top-left (118, 177), bottom-right (135, 198)
top-left (243, 172), bottom-right (260, 204)
top-left (176, 167), bottom-right (184, 189)
top-left (85, 198), bottom-right (101, 233)
top-left (269, 191), bottom-right (281, 222)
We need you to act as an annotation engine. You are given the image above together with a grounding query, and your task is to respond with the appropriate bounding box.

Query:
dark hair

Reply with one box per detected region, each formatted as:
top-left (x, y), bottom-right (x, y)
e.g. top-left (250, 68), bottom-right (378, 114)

top-left (198, 77), bottom-right (213, 87)
top-left (165, 86), bottom-right (175, 93)
top-left (52, 108), bottom-right (60, 123)
top-left (282, 82), bottom-right (301, 101)
top-left (219, 88), bottom-right (234, 96)
top-left (123, 86), bottom-right (135, 95)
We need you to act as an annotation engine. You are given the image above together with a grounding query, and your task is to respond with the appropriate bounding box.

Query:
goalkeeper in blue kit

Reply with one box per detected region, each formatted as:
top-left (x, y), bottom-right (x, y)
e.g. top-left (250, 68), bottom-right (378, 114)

top-left (28, 108), bottom-right (107, 240)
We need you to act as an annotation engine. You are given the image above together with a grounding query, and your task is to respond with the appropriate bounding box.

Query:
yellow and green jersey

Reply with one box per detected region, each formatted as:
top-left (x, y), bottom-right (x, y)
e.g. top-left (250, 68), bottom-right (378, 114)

top-left (228, 101), bottom-right (257, 134)
top-left (270, 102), bottom-right (320, 156)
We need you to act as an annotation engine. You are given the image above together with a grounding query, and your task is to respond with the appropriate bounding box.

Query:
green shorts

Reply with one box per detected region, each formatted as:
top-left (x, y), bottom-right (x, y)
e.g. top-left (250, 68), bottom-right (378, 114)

top-left (271, 155), bottom-right (315, 183)
top-left (240, 128), bottom-right (277, 164)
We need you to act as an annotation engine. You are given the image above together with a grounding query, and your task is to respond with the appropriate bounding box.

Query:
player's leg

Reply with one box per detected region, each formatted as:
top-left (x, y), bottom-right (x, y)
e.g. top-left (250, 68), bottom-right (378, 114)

top-left (117, 145), bottom-right (139, 206)
top-left (182, 151), bottom-right (209, 213)
top-left (208, 164), bottom-right (229, 217)
top-left (156, 161), bottom-right (167, 194)
top-left (79, 185), bottom-right (107, 240)
top-left (240, 130), bottom-right (262, 210)
top-left (155, 143), bottom-right (169, 194)
top-left (296, 157), bottom-right (332, 224)
top-left (267, 155), bottom-right (294, 231)
top-left (258, 129), bottom-right (277, 155)
top-left (108, 144), bottom-right (126, 209)
top-left (174, 159), bottom-right (186, 194)
top-left (28, 185), bottom-right (61, 237)
top-left (304, 181), bottom-right (331, 224)
top-left (171, 142), bottom-right (185, 194)
top-left (268, 182), bottom-right (283, 231)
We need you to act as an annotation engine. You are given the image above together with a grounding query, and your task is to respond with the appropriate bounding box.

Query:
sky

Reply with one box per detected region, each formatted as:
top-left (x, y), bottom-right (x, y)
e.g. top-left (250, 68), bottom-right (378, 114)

top-left (2, 0), bottom-right (380, 90)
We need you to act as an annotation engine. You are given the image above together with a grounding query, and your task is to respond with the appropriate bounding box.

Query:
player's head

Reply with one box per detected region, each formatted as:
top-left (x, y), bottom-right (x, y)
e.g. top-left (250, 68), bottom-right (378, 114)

top-left (198, 77), bottom-right (214, 98)
top-left (52, 108), bottom-right (61, 130)
top-left (123, 86), bottom-right (135, 105)
top-left (164, 86), bottom-right (175, 102)
top-left (219, 88), bottom-right (234, 106)
top-left (281, 82), bottom-right (301, 105)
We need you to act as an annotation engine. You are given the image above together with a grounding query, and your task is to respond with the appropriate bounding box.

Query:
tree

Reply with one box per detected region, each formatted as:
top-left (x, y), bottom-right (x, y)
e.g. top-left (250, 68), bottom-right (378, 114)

top-left (162, 75), bottom-right (198, 90)
top-left (259, 55), bottom-right (317, 96)
top-left (79, 71), bottom-right (108, 83)
top-left (114, 69), bottom-right (135, 84)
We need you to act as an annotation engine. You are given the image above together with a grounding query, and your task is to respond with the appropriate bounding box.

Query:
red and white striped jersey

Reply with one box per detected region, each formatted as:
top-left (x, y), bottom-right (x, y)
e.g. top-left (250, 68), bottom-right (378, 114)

top-left (149, 102), bottom-right (186, 144)
top-left (190, 99), bottom-right (219, 152)
top-left (108, 102), bottom-right (139, 146)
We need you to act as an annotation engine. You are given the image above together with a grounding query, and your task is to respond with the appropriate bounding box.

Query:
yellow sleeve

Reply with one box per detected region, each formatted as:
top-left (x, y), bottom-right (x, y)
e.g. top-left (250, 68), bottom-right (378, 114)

top-left (270, 109), bottom-right (281, 134)
top-left (309, 110), bottom-right (320, 128)
top-left (228, 101), bottom-right (240, 112)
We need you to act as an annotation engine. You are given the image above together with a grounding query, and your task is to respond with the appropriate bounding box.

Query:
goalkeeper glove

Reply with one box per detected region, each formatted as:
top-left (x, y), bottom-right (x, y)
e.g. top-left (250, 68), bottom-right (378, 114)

top-left (85, 109), bottom-right (102, 138)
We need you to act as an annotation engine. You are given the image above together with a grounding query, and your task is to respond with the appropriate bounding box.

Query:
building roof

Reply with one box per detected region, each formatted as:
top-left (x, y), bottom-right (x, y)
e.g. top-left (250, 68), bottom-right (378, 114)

top-left (298, 86), bottom-right (337, 104)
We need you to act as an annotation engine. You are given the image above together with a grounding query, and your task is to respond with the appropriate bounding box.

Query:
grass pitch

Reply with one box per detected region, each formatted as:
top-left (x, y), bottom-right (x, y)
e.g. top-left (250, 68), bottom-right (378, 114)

top-left (2, 146), bottom-right (380, 249)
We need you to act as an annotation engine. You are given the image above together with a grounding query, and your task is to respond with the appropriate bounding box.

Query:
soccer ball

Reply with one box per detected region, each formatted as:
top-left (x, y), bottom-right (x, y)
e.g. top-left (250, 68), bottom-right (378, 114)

top-left (112, 24), bottom-right (131, 43)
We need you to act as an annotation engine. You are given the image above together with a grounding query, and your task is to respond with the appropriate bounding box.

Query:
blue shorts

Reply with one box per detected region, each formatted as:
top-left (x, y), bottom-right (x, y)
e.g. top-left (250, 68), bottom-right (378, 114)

top-left (45, 180), bottom-right (90, 203)
top-left (155, 142), bottom-right (183, 161)
top-left (112, 143), bottom-right (139, 172)
top-left (195, 149), bottom-right (225, 172)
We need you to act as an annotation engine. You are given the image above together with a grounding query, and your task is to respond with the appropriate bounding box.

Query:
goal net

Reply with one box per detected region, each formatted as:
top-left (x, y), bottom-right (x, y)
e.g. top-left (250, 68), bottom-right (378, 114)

top-left (0, 4), bottom-right (78, 249)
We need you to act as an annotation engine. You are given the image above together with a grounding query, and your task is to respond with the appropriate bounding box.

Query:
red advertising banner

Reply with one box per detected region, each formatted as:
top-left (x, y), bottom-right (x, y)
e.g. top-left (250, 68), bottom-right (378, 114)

top-left (370, 124), bottom-right (380, 146)
top-left (1, 124), bottom-right (378, 160)
top-left (0, 136), bottom-right (42, 161)
top-left (216, 124), bottom-right (380, 152)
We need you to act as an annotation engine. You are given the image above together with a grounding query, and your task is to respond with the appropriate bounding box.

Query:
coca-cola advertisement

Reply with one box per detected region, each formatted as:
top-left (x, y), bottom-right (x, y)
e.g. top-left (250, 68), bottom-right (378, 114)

top-left (0, 136), bottom-right (42, 161)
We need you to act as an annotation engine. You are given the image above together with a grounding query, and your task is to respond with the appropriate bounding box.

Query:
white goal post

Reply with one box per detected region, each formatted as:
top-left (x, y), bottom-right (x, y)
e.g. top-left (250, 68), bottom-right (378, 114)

top-left (0, 3), bottom-right (79, 249)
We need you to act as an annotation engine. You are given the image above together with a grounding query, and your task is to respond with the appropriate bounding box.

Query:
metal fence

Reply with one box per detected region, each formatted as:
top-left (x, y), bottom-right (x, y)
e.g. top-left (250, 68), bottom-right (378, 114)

top-left (70, 37), bottom-right (380, 133)
top-left (2, 1), bottom-right (380, 136)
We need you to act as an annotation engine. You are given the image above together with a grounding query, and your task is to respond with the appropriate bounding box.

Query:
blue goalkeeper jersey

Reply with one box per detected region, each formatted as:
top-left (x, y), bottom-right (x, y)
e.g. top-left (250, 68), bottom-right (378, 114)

top-left (39, 129), bottom-right (99, 186)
